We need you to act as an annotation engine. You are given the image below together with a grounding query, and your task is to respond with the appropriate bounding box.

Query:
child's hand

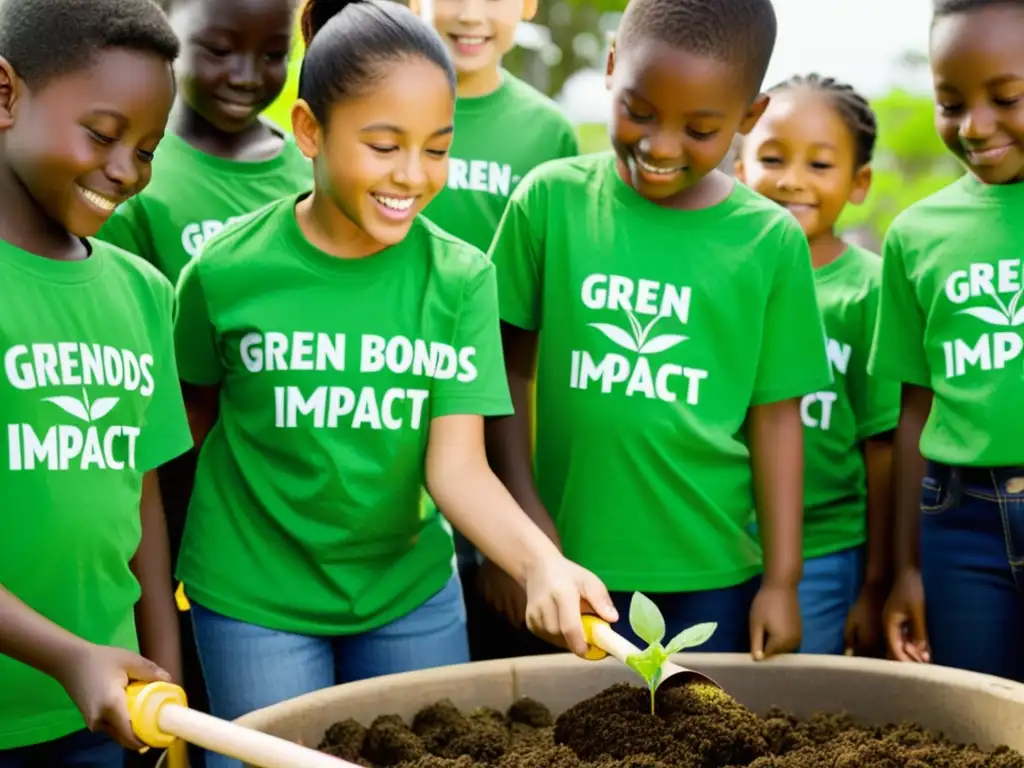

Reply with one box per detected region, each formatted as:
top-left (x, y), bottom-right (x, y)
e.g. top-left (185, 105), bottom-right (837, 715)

top-left (843, 582), bottom-right (886, 656)
top-left (523, 555), bottom-right (618, 656)
top-left (478, 559), bottom-right (527, 629)
top-left (55, 642), bottom-right (171, 751)
top-left (749, 583), bottom-right (801, 660)
top-left (884, 568), bottom-right (930, 663)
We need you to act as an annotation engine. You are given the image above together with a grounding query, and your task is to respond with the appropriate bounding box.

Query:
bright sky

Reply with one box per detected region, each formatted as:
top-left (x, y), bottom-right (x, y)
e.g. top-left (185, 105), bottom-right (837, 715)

top-left (558, 0), bottom-right (937, 121)
top-left (764, 0), bottom-right (935, 96)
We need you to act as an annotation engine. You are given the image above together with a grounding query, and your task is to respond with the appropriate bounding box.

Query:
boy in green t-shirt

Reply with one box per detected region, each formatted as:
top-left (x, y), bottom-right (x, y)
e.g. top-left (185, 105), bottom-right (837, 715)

top-left (0, 0), bottom-right (193, 763)
top-left (94, 0), bottom-right (311, 727)
top-left (737, 74), bottom-right (900, 658)
top-left (415, 0), bottom-right (579, 254)
top-left (487, 0), bottom-right (832, 658)
top-left (411, 0), bottom-right (581, 660)
top-left (98, 0), bottom-right (311, 286)
top-left (871, 0), bottom-right (1024, 682)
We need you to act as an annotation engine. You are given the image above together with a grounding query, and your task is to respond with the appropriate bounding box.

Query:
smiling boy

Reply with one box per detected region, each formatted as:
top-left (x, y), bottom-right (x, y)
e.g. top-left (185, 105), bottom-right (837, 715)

top-left (486, 0), bottom-right (832, 657)
top-left (0, 0), bottom-right (193, 762)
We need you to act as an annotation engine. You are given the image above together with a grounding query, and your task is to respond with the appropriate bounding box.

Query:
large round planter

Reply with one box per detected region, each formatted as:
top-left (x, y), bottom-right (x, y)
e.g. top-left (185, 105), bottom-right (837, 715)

top-left (158, 653), bottom-right (1024, 766)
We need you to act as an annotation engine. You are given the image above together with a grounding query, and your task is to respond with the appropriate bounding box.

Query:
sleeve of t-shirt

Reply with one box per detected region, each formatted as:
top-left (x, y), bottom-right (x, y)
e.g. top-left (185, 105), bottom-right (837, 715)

top-left (558, 121), bottom-right (581, 159)
top-left (96, 199), bottom-right (152, 262)
top-left (867, 228), bottom-right (929, 387)
top-left (431, 261), bottom-right (514, 419)
top-left (174, 258), bottom-right (225, 386)
top-left (750, 223), bottom-right (833, 405)
top-left (488, 178), bottom-right (545, 332)
top-left (136, 285), bottom-right (194, 472)
top-left (850, 282), bottom-right (901, 440)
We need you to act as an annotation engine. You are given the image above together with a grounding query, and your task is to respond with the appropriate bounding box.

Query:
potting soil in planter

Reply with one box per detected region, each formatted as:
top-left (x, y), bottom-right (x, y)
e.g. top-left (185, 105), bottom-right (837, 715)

top-left (316, 682), bottom-right (1024, 767)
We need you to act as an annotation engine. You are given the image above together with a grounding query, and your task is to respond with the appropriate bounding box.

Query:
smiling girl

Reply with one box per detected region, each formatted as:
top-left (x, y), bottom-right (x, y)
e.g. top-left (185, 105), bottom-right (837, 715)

top-left (736, 74), bottom-right (900, 658)
top-left (171, 2), bottom-right (615, 764)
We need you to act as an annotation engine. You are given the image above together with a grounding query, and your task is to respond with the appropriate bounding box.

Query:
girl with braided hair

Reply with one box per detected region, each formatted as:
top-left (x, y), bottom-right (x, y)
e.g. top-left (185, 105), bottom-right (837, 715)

top-left (736, 73), bottom-right (900, 657)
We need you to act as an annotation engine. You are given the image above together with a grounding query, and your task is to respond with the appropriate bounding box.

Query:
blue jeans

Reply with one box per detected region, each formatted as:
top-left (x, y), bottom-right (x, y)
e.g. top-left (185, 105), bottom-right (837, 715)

top-left (609, 578), bottom-right (760, 652)
top-left (920, 462), bottom-right (1024, 682)
top-left (797, 545), bottom-right (864, 654)
top-left (0, 728), bottom-right (123, 768)
top-left (190, 574), bottom-right (469, 768)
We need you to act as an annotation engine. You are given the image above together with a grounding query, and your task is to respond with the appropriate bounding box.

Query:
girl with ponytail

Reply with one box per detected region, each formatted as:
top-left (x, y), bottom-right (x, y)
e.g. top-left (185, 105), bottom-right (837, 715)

top-left (172, 2), bottom-right (616, 763)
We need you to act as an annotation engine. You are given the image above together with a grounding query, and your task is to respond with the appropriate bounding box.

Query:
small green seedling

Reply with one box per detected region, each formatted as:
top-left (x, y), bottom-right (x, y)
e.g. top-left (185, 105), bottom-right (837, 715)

top-left (624, 592), bottom-right (717, 714)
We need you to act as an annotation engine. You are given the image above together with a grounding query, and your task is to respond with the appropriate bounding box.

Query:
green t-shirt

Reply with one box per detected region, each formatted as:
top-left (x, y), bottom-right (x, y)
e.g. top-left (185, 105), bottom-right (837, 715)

top-left (423, 71), bottom-right (579, 254)
top-left (489, 153), bottom-right (832, 592)
top-left (97, 126), bottom-right (311, 284)
top-left (802, 245), bottom-right (900, 559)
top-left (173, 195), bottom-right (513, 634)
top-left (0, 239), bottom-right (192, 749)
top-left (869, 175), bottom-right (1024, 467)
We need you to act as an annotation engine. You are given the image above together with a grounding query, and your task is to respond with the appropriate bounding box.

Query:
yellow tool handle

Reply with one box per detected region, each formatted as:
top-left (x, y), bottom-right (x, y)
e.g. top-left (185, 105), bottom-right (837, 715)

top-left (126, 682), bottom-right (355, 768)
top-left (581, 615), bottom-right (646, 663)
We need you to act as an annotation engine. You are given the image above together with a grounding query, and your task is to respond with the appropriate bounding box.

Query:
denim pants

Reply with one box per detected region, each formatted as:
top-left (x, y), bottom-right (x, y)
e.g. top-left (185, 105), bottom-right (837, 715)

top-left (920, 462), bottom-right (1024, 682)
top-left (797, 545), bottom-right (864, 655)
top-left (190, 574), bottom-right (470, 768)
top-left (0, 729), bottom-right (123, 768)
top-left (609, 577), bottom-right (760, 652)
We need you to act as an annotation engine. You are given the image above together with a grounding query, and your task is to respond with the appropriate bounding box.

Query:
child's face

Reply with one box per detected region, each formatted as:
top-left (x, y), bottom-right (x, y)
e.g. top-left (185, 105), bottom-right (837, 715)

top-left (432, 0), bottom-right (526, 79)
top-left (168, 0), bottom-right (294, 133)
top-left (606, 39), bottom-right (766, 204)
top-left (931, 5), bottom-right (1024, 184)
top-left (0, 49), bottom-right (174, 238)
top-left (294, 58), bottom-right (454, 247)
top-left (736, 89), bottom-right (870, 242)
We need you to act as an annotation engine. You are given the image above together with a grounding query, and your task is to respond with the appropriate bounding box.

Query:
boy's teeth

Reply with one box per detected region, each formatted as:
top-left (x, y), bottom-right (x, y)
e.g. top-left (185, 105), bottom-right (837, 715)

top-left (78, 186), bottom-right (116, 211)
top-left (636, 156), bottom-right (681, 175)
top-left (373, 194), bottom-right (414, 211)
top-left (457, 36), bottom-right (486, 45)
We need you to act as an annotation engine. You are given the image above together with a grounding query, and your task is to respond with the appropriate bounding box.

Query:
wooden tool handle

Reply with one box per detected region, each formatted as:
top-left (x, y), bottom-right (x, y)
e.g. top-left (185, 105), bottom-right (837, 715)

top-left (127, 682), bottom-right (354, 768)
top-left (580, 615), bottom-right (642, 663)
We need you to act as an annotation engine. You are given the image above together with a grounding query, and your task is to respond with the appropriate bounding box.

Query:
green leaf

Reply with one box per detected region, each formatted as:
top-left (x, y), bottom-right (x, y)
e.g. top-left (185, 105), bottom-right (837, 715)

top-left (664, 622), bottom-right (718, 655)
top-left (629, 592), bottom-right (665, 646)
top-left (625, 647), bottom-right (663, 685)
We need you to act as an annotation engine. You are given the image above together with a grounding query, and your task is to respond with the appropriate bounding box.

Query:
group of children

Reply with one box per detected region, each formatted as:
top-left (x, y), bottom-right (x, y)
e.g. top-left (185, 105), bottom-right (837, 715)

top-left (1, 0), bottom-right (1023, 764)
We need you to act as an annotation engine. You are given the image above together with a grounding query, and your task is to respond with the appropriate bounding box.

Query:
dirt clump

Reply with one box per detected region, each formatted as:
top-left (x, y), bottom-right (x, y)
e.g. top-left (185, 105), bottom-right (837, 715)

top-left (317, 683), bottom-right (1024, 767)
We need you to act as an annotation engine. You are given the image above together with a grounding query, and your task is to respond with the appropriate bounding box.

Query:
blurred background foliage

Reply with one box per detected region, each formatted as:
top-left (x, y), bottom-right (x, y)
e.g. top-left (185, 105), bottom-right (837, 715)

top-left (264, 4), bottom-right (963, 251)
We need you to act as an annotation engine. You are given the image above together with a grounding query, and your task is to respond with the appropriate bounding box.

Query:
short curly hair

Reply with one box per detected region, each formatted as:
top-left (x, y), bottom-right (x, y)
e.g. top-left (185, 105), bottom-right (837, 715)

top-left (0, 0), bottom-right (179, 88)
top-left (615, 0), bottom-right (778, 94)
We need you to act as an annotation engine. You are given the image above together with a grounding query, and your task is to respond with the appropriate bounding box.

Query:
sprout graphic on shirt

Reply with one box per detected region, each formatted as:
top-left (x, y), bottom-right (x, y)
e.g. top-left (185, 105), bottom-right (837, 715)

top-left (958, 284), bottom-right (1024, 327)
top-left (44, 388), bottom-right (120, 423)
top-left (589, 309), bottom-right (688, 354)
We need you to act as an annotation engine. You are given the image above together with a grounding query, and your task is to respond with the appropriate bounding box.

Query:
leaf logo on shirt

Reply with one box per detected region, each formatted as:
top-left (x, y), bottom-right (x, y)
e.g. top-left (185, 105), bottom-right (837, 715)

top-left (589, 309), bottom-right (688, 355)
top-left (957, 285), bottom-right (1024, 326)
top-left (44, 388), bottom-right (120, 423)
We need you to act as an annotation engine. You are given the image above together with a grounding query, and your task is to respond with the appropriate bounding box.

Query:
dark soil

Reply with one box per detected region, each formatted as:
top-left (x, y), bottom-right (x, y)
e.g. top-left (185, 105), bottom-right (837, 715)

top-left (317, 682), bottom-right (1024, 767)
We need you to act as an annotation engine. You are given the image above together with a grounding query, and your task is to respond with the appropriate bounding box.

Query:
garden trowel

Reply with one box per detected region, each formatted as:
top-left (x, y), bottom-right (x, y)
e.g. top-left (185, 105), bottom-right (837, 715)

top-left (580, 615), bottom-right (723, 699)
top-left (126, 681), bottom-right (354, 768)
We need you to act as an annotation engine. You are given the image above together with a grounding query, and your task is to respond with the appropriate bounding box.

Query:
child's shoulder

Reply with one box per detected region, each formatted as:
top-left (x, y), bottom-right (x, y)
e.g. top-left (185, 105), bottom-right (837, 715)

top-left (90, 239), bottom-right (175, 307)
top-left (887, 175), bottom-right (977, 238)
top-left (516, 151), bottom-right (612, 197)
top-left (414, 216), bottom-right (493, 284)
top-left (192, 198), bottom-right (285, 269)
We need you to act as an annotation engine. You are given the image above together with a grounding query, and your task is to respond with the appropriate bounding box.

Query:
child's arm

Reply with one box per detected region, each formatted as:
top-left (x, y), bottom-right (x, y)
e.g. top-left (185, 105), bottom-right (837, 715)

top-left (0, 585), bottom-right (168, 750)
top-left (843, 434), bottom-right (894, 655)
top-left (481, 324), bottom-right (558, 627)
top-left (485, 323), bottom-right (560, 545)
top-left (130, 470), bottom-right (182, 684)
top-left (865, 226), bottom-right (932, 664)
top-left (884, 384), bottom-right (932, 663)
top-left (427, 413), bottom-right (617, 654)
top-left (174, 259), bottom-right (224, 448)
top-left (748, 398), bottom-right (804, 660)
